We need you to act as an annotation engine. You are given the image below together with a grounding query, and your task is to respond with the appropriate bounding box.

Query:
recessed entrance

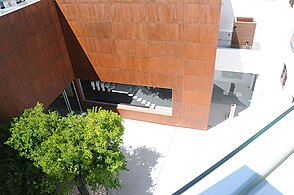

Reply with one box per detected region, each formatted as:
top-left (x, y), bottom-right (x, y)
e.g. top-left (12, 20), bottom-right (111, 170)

top-left (208, 70), bottom-right (258, 128)
top-left (46, 81), bottom-right (82, 115)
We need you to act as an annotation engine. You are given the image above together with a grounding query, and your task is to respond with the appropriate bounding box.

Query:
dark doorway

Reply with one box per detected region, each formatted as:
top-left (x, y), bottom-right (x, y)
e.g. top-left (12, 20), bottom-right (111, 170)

top-left (46, 81), bottom-right (82, 116)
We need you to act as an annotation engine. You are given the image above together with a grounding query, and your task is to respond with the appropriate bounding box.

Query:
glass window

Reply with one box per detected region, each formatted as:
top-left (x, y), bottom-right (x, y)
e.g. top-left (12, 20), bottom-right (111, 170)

top-left (80, 79), bottom-right (172, 113)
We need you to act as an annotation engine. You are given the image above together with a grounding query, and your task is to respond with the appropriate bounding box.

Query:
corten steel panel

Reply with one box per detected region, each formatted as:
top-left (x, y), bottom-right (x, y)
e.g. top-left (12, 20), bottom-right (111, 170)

top-left (0, 0), bottom-right (74, 123)
top-left (56, 0), bottom-right (222, 130)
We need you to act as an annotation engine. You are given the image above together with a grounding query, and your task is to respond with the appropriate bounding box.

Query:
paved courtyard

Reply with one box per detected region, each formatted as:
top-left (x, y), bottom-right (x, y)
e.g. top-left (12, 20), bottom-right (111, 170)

top-left (110, 103), bottom-right (293, 194)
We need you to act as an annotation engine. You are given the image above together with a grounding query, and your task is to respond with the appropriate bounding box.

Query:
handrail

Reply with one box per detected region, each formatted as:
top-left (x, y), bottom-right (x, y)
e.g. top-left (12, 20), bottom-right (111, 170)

top-left (233, 146), bottom-right (294, 195)
top-left (173, 105), bottom-right (294, 195)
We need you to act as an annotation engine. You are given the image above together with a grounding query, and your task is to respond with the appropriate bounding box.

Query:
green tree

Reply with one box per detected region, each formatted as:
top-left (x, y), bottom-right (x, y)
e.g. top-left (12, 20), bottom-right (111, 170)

top-left (0, 123), bottom-right (58, 195)
top-left (5, 103), bottom-right (127, 194)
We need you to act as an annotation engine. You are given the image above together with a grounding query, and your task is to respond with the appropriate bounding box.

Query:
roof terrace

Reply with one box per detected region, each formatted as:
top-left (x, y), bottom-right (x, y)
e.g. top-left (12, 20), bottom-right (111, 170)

top-left (0, 0), bottom-right (39, 16)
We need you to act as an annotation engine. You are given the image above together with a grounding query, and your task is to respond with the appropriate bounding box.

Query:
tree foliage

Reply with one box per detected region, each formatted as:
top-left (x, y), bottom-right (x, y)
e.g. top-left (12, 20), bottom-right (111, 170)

top-left (5, 103), bottom-right (127, 194)
top-left (0, 124), bottom-right (58, 195)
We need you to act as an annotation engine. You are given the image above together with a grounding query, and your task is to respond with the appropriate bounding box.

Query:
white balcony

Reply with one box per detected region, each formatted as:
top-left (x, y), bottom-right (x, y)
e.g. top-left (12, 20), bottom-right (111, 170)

top-left (216, 0), bottom-right (294, 84)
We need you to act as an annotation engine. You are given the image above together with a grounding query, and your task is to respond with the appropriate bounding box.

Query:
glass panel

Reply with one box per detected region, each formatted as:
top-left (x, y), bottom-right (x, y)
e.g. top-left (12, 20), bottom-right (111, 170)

top-left (189, 107), bottom-right (294, 194)
top-left (46, 82), bottom-right (81, 115)
top-left (173, 106), bottom-right (294, 194)
top-left (80, 79), bottom-right (172, 113)
top-left (64, 84), bottom-right (81, 113)
top-left (209, 70), bottom-right (258, 128)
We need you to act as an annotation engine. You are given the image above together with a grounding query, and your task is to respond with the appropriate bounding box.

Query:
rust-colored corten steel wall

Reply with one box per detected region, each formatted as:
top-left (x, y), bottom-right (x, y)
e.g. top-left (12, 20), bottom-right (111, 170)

top-left (56, 0), bottom-right (221, 130)
top-left (0, 0), bottom-right (74, 122)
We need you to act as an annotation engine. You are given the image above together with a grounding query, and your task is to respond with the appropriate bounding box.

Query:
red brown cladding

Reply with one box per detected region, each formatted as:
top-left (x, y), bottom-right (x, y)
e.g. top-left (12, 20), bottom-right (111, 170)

top-left (0, 0), bottom-right (221, 129)
top-left (0, 0), bottom-right (74, 123)
top-left (56, 0), bottom-right (221, 130)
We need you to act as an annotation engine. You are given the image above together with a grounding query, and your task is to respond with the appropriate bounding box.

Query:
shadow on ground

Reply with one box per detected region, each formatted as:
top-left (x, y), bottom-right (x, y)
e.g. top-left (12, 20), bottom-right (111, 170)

top-left (109, 146), bottom-right (163, 195)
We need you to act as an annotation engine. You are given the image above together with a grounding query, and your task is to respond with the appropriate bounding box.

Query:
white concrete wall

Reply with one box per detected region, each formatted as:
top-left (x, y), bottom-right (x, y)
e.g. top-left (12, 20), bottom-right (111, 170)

top-left (218, 0), bottom-right (235, 44)
top-left (214, 70), bottom-right (254, 85)
top-left (219, 0), bottom-right (235, 33)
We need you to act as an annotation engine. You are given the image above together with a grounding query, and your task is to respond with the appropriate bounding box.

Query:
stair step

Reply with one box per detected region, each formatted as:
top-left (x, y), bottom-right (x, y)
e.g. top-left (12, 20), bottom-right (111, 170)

top-left (155, 106), bottom-right (172, 112)
top-left (128, 86), bottom-right (139, 96)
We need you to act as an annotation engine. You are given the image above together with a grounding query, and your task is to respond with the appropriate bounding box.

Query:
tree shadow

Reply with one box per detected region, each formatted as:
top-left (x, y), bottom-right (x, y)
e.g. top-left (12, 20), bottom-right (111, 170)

top-left (109, 146), bottom-right (163, 195)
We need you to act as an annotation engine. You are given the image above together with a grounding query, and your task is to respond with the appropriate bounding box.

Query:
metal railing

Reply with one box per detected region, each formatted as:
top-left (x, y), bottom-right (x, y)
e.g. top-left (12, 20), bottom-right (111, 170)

top-left (173, 105), bottom-right (294, 195)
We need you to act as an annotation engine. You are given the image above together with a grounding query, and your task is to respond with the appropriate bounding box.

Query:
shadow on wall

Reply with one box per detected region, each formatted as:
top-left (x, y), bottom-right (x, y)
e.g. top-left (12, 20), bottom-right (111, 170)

top-left (56, 4), bottom-right (99, 81)
top-left (109, 146), bottom-right (163, 195)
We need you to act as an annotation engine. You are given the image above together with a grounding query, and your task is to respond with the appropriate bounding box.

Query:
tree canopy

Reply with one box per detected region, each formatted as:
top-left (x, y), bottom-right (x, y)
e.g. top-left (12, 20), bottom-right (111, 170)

top-left (5, 103), bottom-right (127, 194)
